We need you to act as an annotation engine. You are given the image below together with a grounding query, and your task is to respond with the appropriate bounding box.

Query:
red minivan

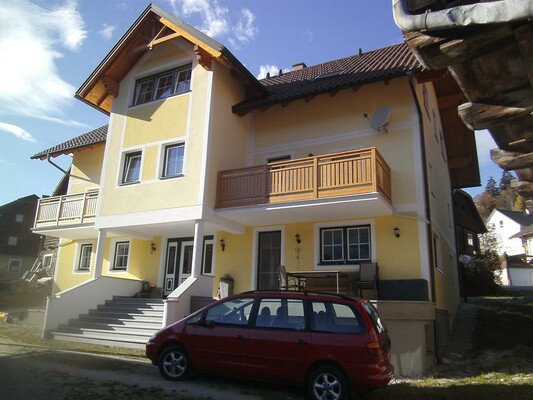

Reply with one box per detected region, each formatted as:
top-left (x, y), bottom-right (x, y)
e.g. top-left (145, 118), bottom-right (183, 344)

top-left (146, 291), bottom-right (393, 400)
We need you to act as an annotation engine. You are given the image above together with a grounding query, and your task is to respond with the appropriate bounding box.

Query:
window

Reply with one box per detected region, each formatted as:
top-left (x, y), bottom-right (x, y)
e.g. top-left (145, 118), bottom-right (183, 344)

top-left (320, 225), bottom-right (371, 264)
top-left (311, 301), bottom-right (364, 334)
top-left (433, 233), bottom-right (442, 272)
top-left (15, 214), bottom-right (24, 223)
top-left (113, 241), bottom-right (130, 271)
top-left (205, 297), bottom-right (254, 326)
top-left (8, 259), bottom-right (21, 272)
top-left (77, 244), bottom-right (93, 272)
top-left (8, 236), bottom-right (18, 246)
top-left (122, 151), bottom-right (142, 184)
top-left (255, 298), bottom-right (305, 330)
top-left (163, 143), bottom-right (185, 178)
top-left (133, 64), bottom-right (192, 106)
top-left (202, 241), bottom-right (214, 275)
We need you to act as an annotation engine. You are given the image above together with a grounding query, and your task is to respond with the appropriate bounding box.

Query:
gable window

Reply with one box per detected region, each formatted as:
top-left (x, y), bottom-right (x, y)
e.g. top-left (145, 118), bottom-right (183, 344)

top-left (122, 151), bottom-right (142, 184)
top-left (320, 225), bottom-right (371, 264)
top-left (77, 243), bottom-right (93, 272)
top-left (133, 64), bottom-right (192, 106)
top-left (113, 241), bottom-right (130, 271)
top-left (8, 259), bottom-right (21, 272)
top-left (163, 143), bottom-right (185, 178)
top-left (15, 214), bottom-right (24, 223)
top-left (8, 236), bottom-right (18, 246)
top-left (433, 233), bottom-right (442, 273)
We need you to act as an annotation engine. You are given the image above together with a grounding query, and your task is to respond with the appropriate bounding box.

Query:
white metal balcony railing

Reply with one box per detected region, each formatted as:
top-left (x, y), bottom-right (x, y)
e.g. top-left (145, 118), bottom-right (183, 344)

top-left (34, 190), bottom-right (98, 228)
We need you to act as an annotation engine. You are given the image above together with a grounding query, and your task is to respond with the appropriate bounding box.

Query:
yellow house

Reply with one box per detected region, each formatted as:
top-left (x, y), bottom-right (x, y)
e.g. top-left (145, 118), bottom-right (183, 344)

top-left (31, 4), bottom-right (479, 375)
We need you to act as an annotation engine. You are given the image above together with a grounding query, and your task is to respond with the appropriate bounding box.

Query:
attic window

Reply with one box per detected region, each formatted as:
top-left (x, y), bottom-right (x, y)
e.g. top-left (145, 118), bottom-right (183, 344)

top-left (133, 64), bottom-right (192, 106)
top-left (312, 70), bottom-right (344, 81)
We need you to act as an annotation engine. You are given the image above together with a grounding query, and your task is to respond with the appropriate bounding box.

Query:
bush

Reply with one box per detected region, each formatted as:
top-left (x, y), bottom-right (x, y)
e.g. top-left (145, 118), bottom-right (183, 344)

top-left (462, 250), bottom-right (501, 296)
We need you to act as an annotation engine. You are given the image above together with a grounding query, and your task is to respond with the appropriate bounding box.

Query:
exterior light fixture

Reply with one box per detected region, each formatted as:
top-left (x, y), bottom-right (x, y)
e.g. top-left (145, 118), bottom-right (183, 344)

top-left (295, 233), bottom-right (301, 244)
top-left (151, 242), bottom-right (156, 253)
top-left (393, 227), bottom-right (400, 238)
top-left (220, 238), bottom-right (225, 252)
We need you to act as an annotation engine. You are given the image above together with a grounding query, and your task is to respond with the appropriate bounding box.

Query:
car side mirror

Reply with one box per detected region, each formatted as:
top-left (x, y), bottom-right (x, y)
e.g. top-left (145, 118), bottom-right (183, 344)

top-left (203, 318), bottom-right (216, 328)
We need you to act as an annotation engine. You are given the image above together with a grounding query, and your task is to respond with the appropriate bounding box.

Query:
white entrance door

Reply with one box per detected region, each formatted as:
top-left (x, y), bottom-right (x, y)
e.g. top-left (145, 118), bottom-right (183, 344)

top-left (164, 242), bottom-right (178, 296)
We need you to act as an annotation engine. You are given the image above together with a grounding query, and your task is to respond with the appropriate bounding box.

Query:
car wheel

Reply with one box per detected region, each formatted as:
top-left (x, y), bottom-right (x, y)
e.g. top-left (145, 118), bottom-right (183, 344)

top-left (158, 345), bottom-right (191, 381)
top-left (307, 365), bottom-right (349, 400)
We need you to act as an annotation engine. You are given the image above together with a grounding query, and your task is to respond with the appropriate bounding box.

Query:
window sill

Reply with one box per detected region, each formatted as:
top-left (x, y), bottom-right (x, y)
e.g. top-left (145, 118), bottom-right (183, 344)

top-left (119, 181), bottom-right (140, 186)
top-left (159, 174), bottom-right (185, 180)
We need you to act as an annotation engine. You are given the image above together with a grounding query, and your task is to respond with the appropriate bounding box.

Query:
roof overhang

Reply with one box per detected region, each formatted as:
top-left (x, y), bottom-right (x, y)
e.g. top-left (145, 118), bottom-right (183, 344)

top-left (75, 3), bottom-right (266, 115)
top-left (393, 0), bottom-right (533, 195)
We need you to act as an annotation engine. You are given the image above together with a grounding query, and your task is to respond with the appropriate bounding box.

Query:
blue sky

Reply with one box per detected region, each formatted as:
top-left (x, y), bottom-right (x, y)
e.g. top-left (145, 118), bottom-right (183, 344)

top-left (0, 0), bottom-right (502, 206)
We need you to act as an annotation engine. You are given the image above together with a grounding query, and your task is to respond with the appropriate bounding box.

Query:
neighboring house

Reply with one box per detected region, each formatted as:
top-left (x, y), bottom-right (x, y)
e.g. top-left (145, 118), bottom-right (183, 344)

top-left (0, 195), bottom-right (41, 281)
top-left (31, 4), bottom-right (481, 375)
top-left (486, 209), bottom-right (533, 256)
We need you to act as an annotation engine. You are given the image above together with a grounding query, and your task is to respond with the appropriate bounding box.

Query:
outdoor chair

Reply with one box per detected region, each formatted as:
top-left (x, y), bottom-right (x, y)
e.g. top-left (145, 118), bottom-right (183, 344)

top-left (276, 265), bottom-right (305, 291)
top-left (353, 262), bottom-right (379, 298)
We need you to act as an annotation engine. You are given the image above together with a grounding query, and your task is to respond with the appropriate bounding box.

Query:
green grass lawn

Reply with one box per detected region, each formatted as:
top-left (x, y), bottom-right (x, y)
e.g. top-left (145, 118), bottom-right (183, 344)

top-left (1, 290), bottom-right (532, 400)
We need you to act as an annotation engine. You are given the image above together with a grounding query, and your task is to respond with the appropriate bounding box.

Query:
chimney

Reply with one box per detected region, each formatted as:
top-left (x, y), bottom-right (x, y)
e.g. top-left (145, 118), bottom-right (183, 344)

top-left (292, 62), bottom-right (307, 71)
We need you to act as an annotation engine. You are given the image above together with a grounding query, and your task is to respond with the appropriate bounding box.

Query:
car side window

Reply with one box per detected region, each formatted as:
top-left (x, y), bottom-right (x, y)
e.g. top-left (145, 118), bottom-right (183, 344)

top-left (205, 297), bottom-right (254, 326)
top-left (311, 301), bottom-right (364, 334)
top-left (254, 298), bottom-right (305, 330)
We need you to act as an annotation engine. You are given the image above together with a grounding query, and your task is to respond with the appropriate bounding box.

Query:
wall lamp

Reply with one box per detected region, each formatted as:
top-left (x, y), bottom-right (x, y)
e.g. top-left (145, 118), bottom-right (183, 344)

top-left (393, 227), bottom-right (400, 239)
top-left (220, 238), bottom-right (226, 252)
top-left (295, 233), bottom-right (301, 244)
top-left (151, 242), bottom-right (156, 253)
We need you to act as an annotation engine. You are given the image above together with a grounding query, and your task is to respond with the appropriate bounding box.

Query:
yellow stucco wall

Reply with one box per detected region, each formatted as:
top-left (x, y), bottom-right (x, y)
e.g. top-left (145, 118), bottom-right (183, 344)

top-left (68, 144), bottom-right (105, 195)
top-left (98, 40), bottom-right (208, 216)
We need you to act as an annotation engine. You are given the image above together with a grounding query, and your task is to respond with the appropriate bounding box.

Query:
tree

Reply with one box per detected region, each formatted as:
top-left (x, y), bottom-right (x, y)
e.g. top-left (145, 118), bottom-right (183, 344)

top-left (485, 176), bottom-right (500, 197)
top-left (499, 171), bottom-right (515, 191)
top-left (479, 224), bottom-right (502, 254)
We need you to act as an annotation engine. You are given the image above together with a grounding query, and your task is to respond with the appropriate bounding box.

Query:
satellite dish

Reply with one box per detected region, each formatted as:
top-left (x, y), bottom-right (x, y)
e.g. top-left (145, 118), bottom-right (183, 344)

top-left (364, 105), bottom-right (391, 132)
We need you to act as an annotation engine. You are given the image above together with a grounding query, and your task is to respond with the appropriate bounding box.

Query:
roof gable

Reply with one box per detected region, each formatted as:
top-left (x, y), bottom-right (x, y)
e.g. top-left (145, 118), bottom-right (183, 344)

top-left (76, 3), bottom-right (265, 114)
top-left (490, 209), bottom-right (533, 227)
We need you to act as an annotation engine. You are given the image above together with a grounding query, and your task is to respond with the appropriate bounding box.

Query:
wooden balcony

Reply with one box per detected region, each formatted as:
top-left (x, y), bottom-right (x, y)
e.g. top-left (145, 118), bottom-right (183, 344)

top-left (216, 148), bottom-right (391, 209)
top-left (34, 190), bottom-right (99, 229)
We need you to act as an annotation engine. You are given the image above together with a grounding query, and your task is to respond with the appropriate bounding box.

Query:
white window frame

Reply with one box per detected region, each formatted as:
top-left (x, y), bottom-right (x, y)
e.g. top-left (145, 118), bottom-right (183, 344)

top-left (320, 225), bottom-right (371, 265)
top-left (162, 143), bottom-right (185, 178)
top-left (43, 254), bottom-right (53, 269)
top-left (8, 236), bottom-right (18, 246)
top-left (202, 239), bottom-right (214, 276)
top-left (314, 220), bottom-right (375, 268)
top-left (111, 240), bottom-right (130, 272)
top-left (8, 259), bottom-right (21, 272)
top-left (121, 151), bottom-right (142, 184)
top-left (132, 64), bottom-right (192, 106)
top-left (75, 242), bottom-right (93, 273)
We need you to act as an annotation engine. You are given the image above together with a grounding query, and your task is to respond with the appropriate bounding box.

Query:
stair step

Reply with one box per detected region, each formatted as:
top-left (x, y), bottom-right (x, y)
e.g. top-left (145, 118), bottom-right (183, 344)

top-left (56, 326), bottom-right (154, 341)
top-left (86, 310), bottom-right (163, 319)
top-left (96, 305), bottom-right (164, 314)
top-left (67, 320), bottom-right (162, 330)
top-left (60, 322), bottom-right (160, 334)
top-left (51, 332), bottom-right (146, 350)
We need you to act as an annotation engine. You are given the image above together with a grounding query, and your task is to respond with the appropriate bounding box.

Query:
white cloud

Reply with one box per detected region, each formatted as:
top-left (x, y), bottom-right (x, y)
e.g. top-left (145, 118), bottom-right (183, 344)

top-left (233, 9), bottom-right (257, 43)
top-left (167, 1), bottom-right (258, 46)
top-left (99, 23), bottom-right (117, 40)
top-left (0, 0), bottom-right (87, 126)
top-left (257, 65), bottom-right (283, 80)
top-left (0, 122), bottom-right (36, 143)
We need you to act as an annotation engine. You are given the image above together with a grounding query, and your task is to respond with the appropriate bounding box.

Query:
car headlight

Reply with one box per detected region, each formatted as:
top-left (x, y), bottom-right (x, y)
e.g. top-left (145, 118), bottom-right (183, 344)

top-left (148, 333), bottom-right (158, 342)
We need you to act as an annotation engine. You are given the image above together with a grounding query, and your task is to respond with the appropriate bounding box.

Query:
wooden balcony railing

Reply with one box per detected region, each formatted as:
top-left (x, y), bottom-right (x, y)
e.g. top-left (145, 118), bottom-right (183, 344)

top-left (216, 148), bottom-right (391, 209)
top-left (34, 190), bottom-right (99, 228)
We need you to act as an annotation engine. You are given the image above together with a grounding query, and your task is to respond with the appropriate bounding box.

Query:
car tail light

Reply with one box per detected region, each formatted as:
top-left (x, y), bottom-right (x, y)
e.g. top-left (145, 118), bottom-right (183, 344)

top-left (366, 340), bottom-right (390, 356)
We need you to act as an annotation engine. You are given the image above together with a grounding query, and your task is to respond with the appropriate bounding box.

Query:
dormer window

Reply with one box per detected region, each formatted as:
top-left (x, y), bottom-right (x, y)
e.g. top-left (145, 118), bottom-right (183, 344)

top-left (133, 64), bottom-right (192, 106)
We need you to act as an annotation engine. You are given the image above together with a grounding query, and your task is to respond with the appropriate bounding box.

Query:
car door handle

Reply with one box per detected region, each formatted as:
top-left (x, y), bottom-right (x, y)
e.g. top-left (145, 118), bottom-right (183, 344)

top-left (297, 339), bottom-right (308, 345)
top-left (236, 335), bottom-right (245, 340)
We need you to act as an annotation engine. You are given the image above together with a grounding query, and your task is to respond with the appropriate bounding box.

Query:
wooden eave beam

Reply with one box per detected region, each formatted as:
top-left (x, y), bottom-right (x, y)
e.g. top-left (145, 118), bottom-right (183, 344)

top-left (102, 76), bottom-right (119, 97)
top-left (437, 93), bottom-right (465, 109)
top-left (514, 23), bottom-right (533, 90)
top-left (458, 102), bottom-right (533, 130)
top-left (158, 16), bottom-right (221, 59)
top-left (491, 148), bottom-right (533, 171)
top-left (194, 44), bottom-right (212, 70)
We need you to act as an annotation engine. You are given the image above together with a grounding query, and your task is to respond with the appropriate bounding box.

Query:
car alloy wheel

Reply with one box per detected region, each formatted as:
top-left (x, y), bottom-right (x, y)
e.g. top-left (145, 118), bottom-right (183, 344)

top-left (158, 345), bottom-right (190, 381)
top-left (308, 365), bottom-right (348, 400)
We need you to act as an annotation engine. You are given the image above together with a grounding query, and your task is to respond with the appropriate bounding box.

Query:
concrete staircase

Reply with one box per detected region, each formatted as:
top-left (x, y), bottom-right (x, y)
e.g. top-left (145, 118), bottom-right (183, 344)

top-left (51, 296), bottom-right (164, 349)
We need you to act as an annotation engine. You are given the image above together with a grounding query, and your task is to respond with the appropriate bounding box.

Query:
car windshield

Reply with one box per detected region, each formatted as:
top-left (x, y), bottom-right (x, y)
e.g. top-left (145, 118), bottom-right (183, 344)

top-left (362, 302), bottom-right (387, 334)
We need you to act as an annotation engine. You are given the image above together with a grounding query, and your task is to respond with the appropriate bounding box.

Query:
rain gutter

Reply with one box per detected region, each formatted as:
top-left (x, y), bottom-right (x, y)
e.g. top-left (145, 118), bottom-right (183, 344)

top-left (392, 0), bottom-right (533, 32)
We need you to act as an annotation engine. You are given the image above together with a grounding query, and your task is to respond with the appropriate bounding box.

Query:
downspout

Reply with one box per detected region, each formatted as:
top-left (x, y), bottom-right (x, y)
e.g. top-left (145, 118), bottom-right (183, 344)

top-left (47, 154), bottom-right (69, 175)
top-left (407, 71), bottom-right (440, 362)
top-left (392, 0), bottom-right (533, 32)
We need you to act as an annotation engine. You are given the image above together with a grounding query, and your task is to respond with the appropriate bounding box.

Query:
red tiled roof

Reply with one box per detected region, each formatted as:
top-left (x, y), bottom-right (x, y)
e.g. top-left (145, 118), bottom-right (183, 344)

top-left (233, 43), bottom-right (422, 115)
top-left (31, 125), bottom-right (108, 160)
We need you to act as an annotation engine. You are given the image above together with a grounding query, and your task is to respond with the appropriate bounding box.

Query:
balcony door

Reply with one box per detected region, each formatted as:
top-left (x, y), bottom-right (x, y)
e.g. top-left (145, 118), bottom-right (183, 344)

top-left (257, 231), bottom-right (281, 290)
